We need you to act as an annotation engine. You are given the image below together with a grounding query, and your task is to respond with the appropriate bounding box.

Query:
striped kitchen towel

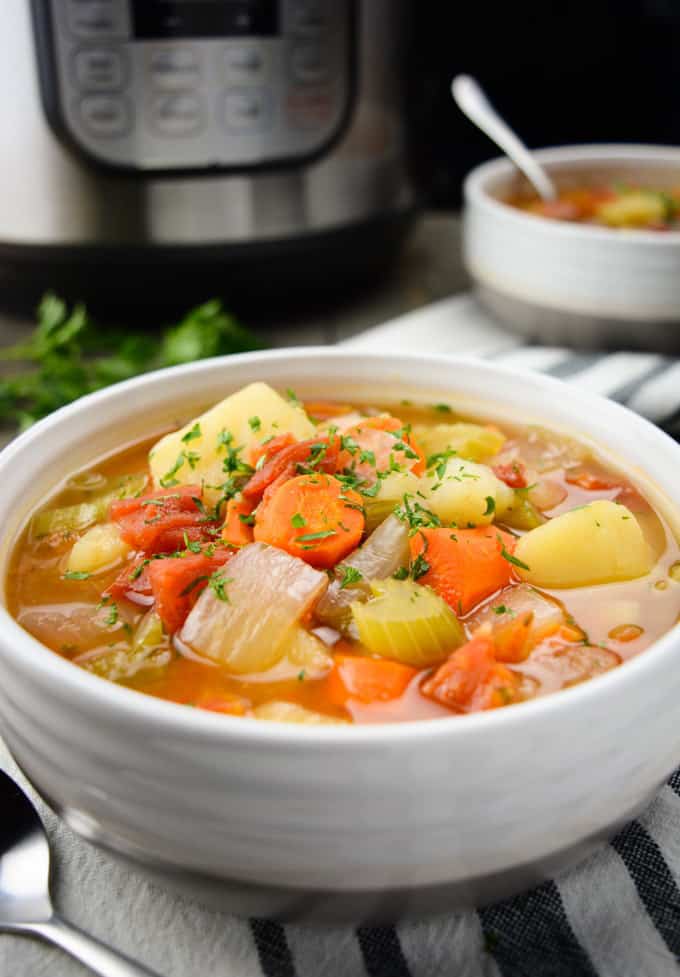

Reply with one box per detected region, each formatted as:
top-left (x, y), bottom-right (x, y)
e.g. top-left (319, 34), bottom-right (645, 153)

top-left (6, 294), bottom-right (680, 977)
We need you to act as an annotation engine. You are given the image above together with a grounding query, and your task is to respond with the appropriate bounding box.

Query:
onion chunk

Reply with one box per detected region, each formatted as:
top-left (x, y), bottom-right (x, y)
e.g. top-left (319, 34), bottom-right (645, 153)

top-left (180, 542), bottom-right (328, 674)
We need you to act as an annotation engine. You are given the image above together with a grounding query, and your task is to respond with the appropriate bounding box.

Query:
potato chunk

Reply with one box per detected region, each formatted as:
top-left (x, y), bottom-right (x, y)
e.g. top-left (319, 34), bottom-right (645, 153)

top-left (412, 422), bottom-right (505, 462)
top-left (67, 523), bottom-right (131, 575)
top-left (514, 500), bottom-right (652, 588)
top-left (253, 702), bottom-right (347, 725)
top-left (149, 382), bottom-right (315, 500)
top-left (596, 191), bottom-right (666, 228)
top-left (420, 459), bottom-right (514, 527)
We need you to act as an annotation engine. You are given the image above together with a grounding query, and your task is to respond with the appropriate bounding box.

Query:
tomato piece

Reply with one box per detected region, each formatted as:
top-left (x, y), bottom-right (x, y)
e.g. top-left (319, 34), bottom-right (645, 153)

top-left (565, 469), bottom-right (621, 492)
top-left (421, 635), bottom-right (520, 713)
top-left (105, 555), bottom-right (153, 606)
top-left (493, 461), bottom-right (528, 489)
top-left (147, 547), bottom-right (234, 634)
top-left (110, 485), bottom-right (215, 553)
top-left (243, 436), bottom-right (340, 501)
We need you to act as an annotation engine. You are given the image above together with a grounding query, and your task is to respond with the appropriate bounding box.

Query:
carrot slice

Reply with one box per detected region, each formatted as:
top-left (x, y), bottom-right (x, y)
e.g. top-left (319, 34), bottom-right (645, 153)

top-left (243, 435), bottom-right (340, 501)
top-left (409, 526), bottom-right (516, 615)
top-left (336, 415), bottom-right (426, 479)
top-left (222, 496), bottom-right (255, 548)
top-left (326, 653), bottom-right (416, 706)
top-left (253, 473), bottom-right (364, 568)
top-left (421, 635), bottom-right (520, 713)
top-left (565, 469), bottom-right (620, 491)
top-left (303, 400), bottom-right (353, 422)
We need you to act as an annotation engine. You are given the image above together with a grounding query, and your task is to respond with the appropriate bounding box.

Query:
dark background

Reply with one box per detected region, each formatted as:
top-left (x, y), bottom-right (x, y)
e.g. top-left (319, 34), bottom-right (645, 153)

top-left (411, 0), bottom-right (680, 208)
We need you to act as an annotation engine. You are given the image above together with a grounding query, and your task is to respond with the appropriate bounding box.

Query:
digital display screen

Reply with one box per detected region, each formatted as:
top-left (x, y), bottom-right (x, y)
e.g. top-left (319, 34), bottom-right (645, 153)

top-left (132, 1), bottom-right (279, 39)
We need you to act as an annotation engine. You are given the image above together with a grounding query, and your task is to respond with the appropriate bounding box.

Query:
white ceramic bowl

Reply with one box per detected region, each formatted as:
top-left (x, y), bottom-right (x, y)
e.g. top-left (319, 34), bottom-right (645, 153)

top-left (463, 144), bottom-right (680, 351)
top-left (2, 348), bottom-right (680, 923)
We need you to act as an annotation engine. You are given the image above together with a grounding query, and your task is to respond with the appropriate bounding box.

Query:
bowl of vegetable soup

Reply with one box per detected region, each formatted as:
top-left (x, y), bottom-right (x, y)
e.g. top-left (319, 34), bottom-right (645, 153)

top-left (0, 347), bottom-right (679, 922)
top-left (464, 144), bottom-right (680, 350)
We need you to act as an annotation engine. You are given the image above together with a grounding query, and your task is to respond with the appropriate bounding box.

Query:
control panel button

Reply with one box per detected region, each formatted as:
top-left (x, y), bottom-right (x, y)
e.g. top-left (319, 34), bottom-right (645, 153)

top-left (148, 48), bottom-right (200, 90)
top-left (224, 45), bottom-right (268, 83)
top-left (68, 1), bottom-right (128, 39)
top-left (151, 94), bottom-right (203, 136)
top-left (290, 41), bottom-right (330, 83)
top-left (289, 0), bottom-right (329, 35)
top-left (224, 89), bottom-right (271, 131)
top-left (79, 94), bottom-right (131, 136)
top-left (73, 48), bottom-right (126, 90)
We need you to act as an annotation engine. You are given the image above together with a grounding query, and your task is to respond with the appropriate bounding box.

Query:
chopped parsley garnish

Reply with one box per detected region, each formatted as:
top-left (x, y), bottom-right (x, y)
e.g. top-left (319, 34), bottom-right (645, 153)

top-left (286, 388), bottom-right (299, 404)
top-left (395, 494), bottom-right (441, 534)
top-left (181, 422), bottom-right (201, 443)
top-left (297, 670), bottom-right (306, 681)
top-left (500, 542), bottom-right (530, 571)
top-left (410, 553), bottom-right (430, 580)
top-left (248, 416), bottom-right (261, 432)
top-left (182, 531), bottom-right (202, 553)
top-left (340, 434), bottom-right (360, 455)
top-left (160, 452), bottom-right (186, 488)
top-left (484, 496), bottom-right (496, 516)
top-left (179, 575), bottom-right (210, 597)
top-left (433, 403), bottom-right (452, 413)
top-left (103, 603), bottom-right (119, 627)
top-left (63, 570), bottom-right (91, 581)
top-left (338, 565), bottom-right (364, 589)
top-left (359, 449), bottom-right (376, 466)
top-left (291, 513), bottom-right (306, 528)
top-left (238, 513), bottom-right (255, 525)
top-left (493, 604), bottom-right (508, 615)
top-left (209, 570), bottom-right (233, 602)
top-left (393, 566), bottom-right (409, 580)
top-left (296, 529), bottom-right (337, 542)
top-left (130, 559), bottom-right (150, 581)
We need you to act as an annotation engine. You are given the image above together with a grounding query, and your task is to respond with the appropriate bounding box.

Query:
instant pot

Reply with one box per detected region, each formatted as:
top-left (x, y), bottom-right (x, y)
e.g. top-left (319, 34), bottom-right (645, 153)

top-left (0, 1), bottom-right (418, 314)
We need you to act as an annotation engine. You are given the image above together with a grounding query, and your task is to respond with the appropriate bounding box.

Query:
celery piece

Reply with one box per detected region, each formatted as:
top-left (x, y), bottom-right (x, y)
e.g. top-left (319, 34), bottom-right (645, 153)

top-left (352, 578), bottom-right (464, 667)
top-left (499, 490), bottom-right (545, 532)
top-left (30, 472), bottom-right (148, 539)
top-left (81, 610), bottom-right (171, 683)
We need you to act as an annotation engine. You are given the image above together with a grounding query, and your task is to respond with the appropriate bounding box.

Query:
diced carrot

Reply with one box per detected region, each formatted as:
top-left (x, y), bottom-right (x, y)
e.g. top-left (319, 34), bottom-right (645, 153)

top-left (303, 400), bottom-right (353, 422)
top-left (253, 473), bottom-right (364, 569)
top-left (110, 485), bottom-right (215, 553)
top-left (326, 653), bottom-right (416, 706)
top-left (409, 526), bottom-right (516, 615)
top-left (222, 496), bottom-right (255, 548)
top-left (493, 461), bottom-right (528, 489)
top-left (492, 611), bottom-right (534, 663)
top-left (249, 433), bottom-right (297, 468)
top-left (147, 547), bottom-right (233, 634)
top-left (336, 415), bottom-right (426, 479)
top-left (565, 469), bottom-right (620, 491)
top-left (193, 691), bottom-right (250, 716)
top-left (243, 435), bottom-right (340, 501)
top-left (421, 635), bottom-right (520, 713)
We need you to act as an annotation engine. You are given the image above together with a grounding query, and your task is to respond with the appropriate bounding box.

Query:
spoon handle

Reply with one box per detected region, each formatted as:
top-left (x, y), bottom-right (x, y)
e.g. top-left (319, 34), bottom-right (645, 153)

top-left (451, 74), bottom-right (557, 201)
top-left (28, 914), bottom-right (161, 977)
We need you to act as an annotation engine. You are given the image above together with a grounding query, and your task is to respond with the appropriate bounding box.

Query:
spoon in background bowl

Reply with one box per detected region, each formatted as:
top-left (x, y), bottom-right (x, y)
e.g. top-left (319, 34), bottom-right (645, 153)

top-left (0, 767), bottom-right (161, 977)
top-left (451, 74), bottom-right (557, 201)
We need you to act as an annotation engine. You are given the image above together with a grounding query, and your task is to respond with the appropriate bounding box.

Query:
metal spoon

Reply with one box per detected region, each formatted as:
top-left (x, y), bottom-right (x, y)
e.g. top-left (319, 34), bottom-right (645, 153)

top-left (451, 74), bottom-right (557, 201)
top-left (0, 767), bottom-right (161, 976)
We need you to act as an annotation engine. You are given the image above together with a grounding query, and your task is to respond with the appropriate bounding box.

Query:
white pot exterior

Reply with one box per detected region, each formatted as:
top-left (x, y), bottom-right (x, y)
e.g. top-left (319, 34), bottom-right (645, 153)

top-left (0, 349), bottom-right (679, 898)
top-left (463, 144), bottom-right (680, 321)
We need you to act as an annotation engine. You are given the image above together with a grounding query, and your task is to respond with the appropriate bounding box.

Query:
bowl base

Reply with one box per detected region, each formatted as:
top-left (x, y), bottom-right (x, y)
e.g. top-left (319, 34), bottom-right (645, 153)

top-left (56, 790), bottom-right (658, 925)
top-left (477, 284), bottom-right (680, 353)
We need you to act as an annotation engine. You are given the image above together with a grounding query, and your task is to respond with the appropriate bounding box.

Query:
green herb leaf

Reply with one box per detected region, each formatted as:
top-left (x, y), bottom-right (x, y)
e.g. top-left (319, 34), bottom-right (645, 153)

top-left (484, 496), bottom-right (496, 516)
top-left (295, 529), bottom-right (337, 542)
top-left (499, 542), bottom-right (530, 571)
top-left (248, 416), bottom-right (261, 432)
top-left (291, 513), bottom-right (306, 528)
top-left (64, 570), bottom-right (91, 581)
top-left (338, 565), bottom-right (363, 589)
top-left (181, 422), bottom-right (201, 443)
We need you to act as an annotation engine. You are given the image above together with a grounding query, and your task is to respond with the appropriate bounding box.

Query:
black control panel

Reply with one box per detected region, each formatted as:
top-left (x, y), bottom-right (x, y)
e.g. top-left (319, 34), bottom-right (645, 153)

top-left (132, 1), bottom-right (279, 40)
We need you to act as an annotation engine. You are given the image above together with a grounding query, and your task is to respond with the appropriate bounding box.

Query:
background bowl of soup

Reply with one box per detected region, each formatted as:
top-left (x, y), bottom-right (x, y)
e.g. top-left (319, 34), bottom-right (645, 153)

top-left (463, 144), bottom-right (680, 351)
top-left (1, 348), bottom-right (680, 922)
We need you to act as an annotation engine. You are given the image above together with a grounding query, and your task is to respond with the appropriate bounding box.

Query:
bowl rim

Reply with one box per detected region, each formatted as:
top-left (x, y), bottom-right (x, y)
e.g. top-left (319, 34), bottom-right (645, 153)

top-left (2, 345), bottom-right (680, 748)
top-left (464, 142), bottom-right (680, 245)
